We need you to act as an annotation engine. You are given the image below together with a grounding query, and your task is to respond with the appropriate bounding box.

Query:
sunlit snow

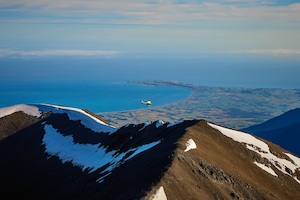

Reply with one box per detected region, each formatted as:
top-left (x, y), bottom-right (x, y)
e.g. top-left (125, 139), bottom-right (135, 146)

top-left (286, 153), bottom-right (300, 167)
top-left (0, 104), bottom-right (41, 118)
top-left (208, 122), bottom-right (300, 183)
top-left (253, 161), bottom-right (278, 177)
top-left (38, 104), bottom-right (116, 133)
top-left (148, 186), bottom-right (167, 200)
top-left (184, 138), bottom-right (197, 152)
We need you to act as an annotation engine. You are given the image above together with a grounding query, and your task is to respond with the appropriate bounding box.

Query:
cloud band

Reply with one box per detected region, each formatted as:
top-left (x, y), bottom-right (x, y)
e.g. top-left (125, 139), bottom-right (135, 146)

top-left (0, 49), bottom-right (122, 58)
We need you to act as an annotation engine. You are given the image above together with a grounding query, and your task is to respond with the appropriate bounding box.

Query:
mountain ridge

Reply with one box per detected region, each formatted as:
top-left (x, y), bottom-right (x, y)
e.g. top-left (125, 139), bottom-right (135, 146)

top-left (242, 108), bottom-right (300, 133)
top-left (242, 108), bottom-right (300, 156)
top-left (1, 104), bottom-right (300, 199)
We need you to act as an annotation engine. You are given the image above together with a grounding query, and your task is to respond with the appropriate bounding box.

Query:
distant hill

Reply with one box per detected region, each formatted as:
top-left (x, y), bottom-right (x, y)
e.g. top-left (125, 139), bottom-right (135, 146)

top-left (1, 104), bottom-right (300, 199)
top-left (242, 108), bottom-right (300, 156)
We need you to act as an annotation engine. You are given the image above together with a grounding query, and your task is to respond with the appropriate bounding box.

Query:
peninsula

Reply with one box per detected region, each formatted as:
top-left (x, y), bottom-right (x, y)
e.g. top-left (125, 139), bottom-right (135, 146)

top-left (99, 81), bottom-right (300, 129)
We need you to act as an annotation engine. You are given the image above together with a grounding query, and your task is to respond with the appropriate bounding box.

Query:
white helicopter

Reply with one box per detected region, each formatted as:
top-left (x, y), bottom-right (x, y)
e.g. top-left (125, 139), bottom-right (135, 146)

top-left (141, 100), bottom-right (152, 106)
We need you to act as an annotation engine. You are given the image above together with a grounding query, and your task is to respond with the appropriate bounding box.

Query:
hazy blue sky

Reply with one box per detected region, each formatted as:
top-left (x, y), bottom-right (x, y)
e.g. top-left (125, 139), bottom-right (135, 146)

top-left (1, 0), bottom-right (300, 58)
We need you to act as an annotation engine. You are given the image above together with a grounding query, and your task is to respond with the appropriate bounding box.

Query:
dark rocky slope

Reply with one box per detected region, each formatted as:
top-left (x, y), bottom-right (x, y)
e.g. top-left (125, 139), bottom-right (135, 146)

top-left (0, 111), bottom-right (44, 140)
top-left (1, 104), bottom-right (300, 199)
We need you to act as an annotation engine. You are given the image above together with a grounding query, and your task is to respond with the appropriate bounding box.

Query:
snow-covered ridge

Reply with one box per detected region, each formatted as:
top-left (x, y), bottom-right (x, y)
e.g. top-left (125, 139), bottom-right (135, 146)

top-left (208, 122), bottom-right (300, 183)
top-left (0, 103), bottom-right (116, 133)
top-left (0, 104), bottom-right (41, 119)
top-left (36, 104), bottom-right (116, 133)
top-left (40, 104), bottom-right (109, 126)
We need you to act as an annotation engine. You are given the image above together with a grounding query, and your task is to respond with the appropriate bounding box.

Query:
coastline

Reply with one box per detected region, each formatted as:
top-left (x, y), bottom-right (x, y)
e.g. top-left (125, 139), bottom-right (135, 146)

top-left (96, 81), bottom-right (194, 115)
top-left (99, 80), bottom-right (300, 129)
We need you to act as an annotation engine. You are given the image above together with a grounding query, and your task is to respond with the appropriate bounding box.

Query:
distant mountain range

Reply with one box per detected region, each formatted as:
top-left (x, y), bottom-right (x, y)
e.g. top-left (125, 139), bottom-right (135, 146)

top-left (242, 108), bottom-right (300, 157)
top-left (1, 104), bottom-right (300, 199)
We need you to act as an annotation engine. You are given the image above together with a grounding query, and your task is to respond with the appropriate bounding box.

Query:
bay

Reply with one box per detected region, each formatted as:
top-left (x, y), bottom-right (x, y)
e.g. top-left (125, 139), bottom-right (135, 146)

top-left (0, 80), bottom-right (191, 113)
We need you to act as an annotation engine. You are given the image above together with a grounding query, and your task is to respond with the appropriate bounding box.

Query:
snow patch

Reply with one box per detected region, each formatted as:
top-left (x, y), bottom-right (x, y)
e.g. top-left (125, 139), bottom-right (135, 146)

top-left (42, 124), bottom-right (118, 172)
top-left (148, 186), bottom-right (167, 200)
top-left (286, 153), bottom-right (300, 167)
top-left (294, 178), bottom-right (300, 184)
top-left (139, 122), bottom-right (149, 131)
top-left (125, 141), bottom-right (160, 161)
top-left (208, 122), bottom-right (300, 183)
top-left (0, 104), bottom-right (41, 118)
top-left (42, 124), bottom-right (160, 181)
top-left (96, 172), bottom-right (112, 183)
top-left (208, 123), bottom-right (269, 153)
top-left (166, 121), bottom-right (181, 128)
top-left (155, 120), bottom-right (165, 128)
top-left (167, 123), bottom-right (175, 128)
top-left (37, 104), bottom-right (116, 133)
top-left (184, 138), bottom-right (197, 152)
top-left (254, 162), bottom-right (278, 177)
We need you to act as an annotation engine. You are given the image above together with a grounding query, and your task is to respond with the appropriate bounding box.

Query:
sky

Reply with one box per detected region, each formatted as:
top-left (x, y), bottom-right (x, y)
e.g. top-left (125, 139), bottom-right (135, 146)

top-left (1, 0), bottom-right (300, 58)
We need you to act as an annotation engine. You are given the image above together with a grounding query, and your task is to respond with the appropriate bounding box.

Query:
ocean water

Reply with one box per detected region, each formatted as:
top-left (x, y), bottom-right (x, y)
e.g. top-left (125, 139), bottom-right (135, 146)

top-left (0, 80), bottom-right (191, 112)
top-left (1, 55), bottom-right (299, 112)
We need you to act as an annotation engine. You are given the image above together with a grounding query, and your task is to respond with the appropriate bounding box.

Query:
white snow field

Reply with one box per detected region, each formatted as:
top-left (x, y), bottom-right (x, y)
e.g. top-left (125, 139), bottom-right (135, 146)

top-left (208, 123), bottom-right (300, 183)
top-left (184, 138), bottom-right (197, 152)
top-left (42, 124), bottom-right (160, 181)
top-left (253, 161), bottom-right (278, 177)
top-left (0, 104), bottom-right (41, 118)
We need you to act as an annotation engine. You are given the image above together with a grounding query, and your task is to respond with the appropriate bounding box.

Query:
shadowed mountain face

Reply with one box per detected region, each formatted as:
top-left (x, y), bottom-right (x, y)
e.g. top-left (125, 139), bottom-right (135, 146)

top-left (242, 108), bottom-right (300, 156)
top-left (0, 111), bottom-right (46, 140)
top-left (1, 104), bottom-right (300, 200)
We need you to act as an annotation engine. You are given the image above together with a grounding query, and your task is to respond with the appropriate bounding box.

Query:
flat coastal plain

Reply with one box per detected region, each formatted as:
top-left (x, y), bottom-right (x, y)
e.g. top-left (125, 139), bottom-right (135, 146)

top-left (99, 81), bottom-right (300, 129)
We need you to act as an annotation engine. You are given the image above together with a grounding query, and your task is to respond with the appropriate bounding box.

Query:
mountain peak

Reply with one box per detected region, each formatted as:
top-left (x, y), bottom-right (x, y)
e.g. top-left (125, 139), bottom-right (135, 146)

top-left (1, 104), bottom-right (300, 199)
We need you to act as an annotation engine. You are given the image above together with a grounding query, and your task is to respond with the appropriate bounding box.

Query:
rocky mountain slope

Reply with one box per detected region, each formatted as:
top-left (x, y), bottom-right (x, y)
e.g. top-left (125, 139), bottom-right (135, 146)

top-left (242, 108), bottom-right (300, 156)
top-left (1, 104), bottom-right (300, 199)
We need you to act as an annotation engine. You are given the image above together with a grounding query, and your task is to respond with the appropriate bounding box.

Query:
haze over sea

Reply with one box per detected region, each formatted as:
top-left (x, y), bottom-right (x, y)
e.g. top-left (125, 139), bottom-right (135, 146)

top-left (1, 54), bottom-right (299, 112)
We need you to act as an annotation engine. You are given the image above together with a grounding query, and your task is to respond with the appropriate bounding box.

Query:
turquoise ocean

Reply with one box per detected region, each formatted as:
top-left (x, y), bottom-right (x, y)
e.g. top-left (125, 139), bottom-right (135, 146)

top-left (1, 55), bottom-right (299, 113)
top-left (0, 80), bottom-right (191, 112)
